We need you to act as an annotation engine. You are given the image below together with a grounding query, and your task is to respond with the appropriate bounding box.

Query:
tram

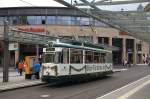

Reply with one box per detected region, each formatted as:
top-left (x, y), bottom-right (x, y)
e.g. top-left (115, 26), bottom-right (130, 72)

top-left (41, 40), bottom-right (113, 83)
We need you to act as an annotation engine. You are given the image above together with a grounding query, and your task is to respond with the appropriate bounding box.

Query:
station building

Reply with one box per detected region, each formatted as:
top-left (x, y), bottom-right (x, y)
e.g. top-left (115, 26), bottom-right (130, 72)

top-left (0, 7), bottom-right (149, 67)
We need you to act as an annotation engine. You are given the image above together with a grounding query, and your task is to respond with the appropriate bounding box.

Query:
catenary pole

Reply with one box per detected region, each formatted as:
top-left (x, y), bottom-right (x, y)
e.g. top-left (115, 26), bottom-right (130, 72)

top-left (2, 19), bottom-right (9, 82)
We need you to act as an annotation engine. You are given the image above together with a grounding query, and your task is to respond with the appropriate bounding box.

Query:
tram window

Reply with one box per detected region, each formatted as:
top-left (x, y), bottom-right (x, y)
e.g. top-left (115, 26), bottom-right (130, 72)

top-left (57, 49), bottom-right (69, 64)
top-left (43, 48), bottom-right (69, 64)
top-left (62, 49), bottom-right (69, 64)
top-left (85, 51), bottom-right (93, 63)
top-left (54, 51), bottom-right (64, 64)
top-left (100, 53), bottom-right (106, 63)
top-left (94, 52), bottom-right (100, 63)
top-left (44, 54), bottom-right (54, 63)
top-left (57, 52), bottom-right (63, 63)
top-left (70, 49), bottom-right (83, 63)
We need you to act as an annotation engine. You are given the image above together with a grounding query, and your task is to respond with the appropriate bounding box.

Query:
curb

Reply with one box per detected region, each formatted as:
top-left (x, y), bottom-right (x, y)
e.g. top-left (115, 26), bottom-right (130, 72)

top-left (0, 81), bottom-right (46, 92)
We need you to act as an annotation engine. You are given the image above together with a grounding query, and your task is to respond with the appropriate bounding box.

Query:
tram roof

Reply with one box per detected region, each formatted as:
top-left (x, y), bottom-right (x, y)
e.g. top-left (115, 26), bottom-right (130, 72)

top-left (62, 40), bottom-right (119, 51)
top-left (46, 40), bottom-right (114, 53)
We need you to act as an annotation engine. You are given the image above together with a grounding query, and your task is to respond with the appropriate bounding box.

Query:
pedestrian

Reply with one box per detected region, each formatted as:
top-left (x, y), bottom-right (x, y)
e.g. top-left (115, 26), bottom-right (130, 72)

top-left (147, 55), bottom-right (150, 66)
top-left (34, 61), bottom-right (41, 79)
top-left (18, 61), bottom-right (24, 76)
top-left (123, 59), bottom-right (127, 67)
top-left (15, 61), bottom-right (19, 73)
top-left (127, 60), bottom-right (131, 67)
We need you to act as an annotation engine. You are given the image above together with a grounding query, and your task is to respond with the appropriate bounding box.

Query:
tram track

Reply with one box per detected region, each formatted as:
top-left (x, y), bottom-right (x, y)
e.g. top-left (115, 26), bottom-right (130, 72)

top-left (0, 65), bottom-right (150, 99)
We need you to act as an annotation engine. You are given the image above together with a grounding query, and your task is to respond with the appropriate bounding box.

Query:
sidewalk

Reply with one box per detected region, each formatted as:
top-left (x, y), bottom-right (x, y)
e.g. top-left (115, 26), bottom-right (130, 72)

top-left (0, 70), bottom-right (45, 92)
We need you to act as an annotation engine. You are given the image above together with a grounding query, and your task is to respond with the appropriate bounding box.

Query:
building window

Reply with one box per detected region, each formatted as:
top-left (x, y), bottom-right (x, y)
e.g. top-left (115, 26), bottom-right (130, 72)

top-left (4, 15), bottom-right (107, 27)
top-left (98, 37), bottom-right (109, 44)
top-left (137, 44), bottom-right (142, 51)
top-left (95, 19), bottom-right (107, 27)
top-left (27, 16), bottom-right (36, 25)
top-left (126, 39), bottom-right (134, 52)
top-left (27, 16), bottom-right (45, 25)
top-left (12, 16), bottom-right (19, 25)
top-left (56, 16), bottom-right (72, 25)
top-left (41, 16), bottom-right (46, 24)
top-left (71, 17), bottom-right (78, 25)
top-left (80, 17), bottom-right (90, 26)
top-left (47, 16), bottom-right (56, 24)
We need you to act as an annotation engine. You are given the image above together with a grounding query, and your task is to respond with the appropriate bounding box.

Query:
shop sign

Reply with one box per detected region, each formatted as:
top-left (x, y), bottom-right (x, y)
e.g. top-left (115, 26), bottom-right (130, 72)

top-left (9, 43), bottom-right (18, 51)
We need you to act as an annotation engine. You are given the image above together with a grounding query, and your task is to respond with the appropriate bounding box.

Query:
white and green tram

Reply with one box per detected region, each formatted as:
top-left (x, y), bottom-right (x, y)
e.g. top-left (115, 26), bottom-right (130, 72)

top-left (41, 40), bottom-right (113, 83)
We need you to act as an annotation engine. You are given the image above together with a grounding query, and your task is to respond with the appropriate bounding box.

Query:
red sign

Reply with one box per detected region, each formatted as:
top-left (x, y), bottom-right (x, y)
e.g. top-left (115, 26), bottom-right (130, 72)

top-left (18, 27), bottom-right (45, 33)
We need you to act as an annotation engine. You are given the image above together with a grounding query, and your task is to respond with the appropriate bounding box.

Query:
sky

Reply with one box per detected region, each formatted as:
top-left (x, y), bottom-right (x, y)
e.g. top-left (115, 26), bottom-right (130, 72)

top-left (0, 0), bottom-right (65, 7)
top-left (98, 3), bottom-right (147, 11)
top-left (0, 0), bottom-right (148, 11)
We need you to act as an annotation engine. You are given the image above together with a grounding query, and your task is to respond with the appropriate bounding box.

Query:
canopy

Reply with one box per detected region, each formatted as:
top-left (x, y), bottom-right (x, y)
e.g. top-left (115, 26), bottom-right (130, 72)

top-left (55, 0), bottom-right (150, 43)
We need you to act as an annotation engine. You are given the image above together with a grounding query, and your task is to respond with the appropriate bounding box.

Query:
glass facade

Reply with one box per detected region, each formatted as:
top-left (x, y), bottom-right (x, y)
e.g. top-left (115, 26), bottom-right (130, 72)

top-left (27, 16), bottom-right (46, 25)
top-left (0, 16), bottom-right (107, 27)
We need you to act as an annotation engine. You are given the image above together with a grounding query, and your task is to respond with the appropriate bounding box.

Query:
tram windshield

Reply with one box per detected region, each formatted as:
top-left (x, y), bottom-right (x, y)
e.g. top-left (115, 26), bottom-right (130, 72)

top-left (43, 48), bottom-right (69, 64)
top-left (44, 53), bottom-right (55, 63)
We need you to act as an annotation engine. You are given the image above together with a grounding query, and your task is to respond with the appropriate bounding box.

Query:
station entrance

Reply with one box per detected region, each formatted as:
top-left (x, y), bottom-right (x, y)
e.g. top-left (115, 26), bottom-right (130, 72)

top-left (112, 38), bottom-right (123, 65)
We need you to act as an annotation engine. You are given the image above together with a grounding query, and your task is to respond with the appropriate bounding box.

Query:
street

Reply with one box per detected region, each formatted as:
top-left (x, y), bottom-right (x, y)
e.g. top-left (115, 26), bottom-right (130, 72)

top-left (0, 65), bottom-right (149, 99)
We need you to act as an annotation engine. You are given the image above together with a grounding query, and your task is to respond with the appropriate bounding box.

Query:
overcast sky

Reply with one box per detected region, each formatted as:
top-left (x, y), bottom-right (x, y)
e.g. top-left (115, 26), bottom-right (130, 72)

top-left (0, 0), bottom-right (65, 7)
top-left (0, 0), bottom-right (147, 11)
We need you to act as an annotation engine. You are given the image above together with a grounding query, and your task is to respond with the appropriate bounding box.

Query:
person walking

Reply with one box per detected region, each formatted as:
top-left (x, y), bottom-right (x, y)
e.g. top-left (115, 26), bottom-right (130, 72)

top-left (15, 61), bottom-right (19, 73)
top-left (34, 61), bottom-right (41, 79)
top-left (18, 61), bottom-right (24, 76)
top-left (123, 59), bottom-right (127, 67)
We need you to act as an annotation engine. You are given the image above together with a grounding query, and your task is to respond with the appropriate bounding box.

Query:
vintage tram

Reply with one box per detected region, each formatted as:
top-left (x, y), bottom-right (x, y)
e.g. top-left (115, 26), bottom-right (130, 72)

top-left (41, 40), bottom-right (113, 83)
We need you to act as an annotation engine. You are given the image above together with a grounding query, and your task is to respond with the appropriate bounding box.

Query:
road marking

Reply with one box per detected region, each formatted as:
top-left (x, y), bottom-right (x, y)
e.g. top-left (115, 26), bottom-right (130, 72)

top-left (118, 79), bottom-right (150, 99)
top-left (113, 69), bottom-right (128, 72)
top-left (40, 95), bottom-right (50, 98)
top-left (96, 75), bottom-right (150, 99)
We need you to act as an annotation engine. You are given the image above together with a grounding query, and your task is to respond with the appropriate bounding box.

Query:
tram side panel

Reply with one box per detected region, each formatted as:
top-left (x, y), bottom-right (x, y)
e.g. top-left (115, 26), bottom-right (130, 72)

top-left (42, 63), bottom-right (113, 77)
